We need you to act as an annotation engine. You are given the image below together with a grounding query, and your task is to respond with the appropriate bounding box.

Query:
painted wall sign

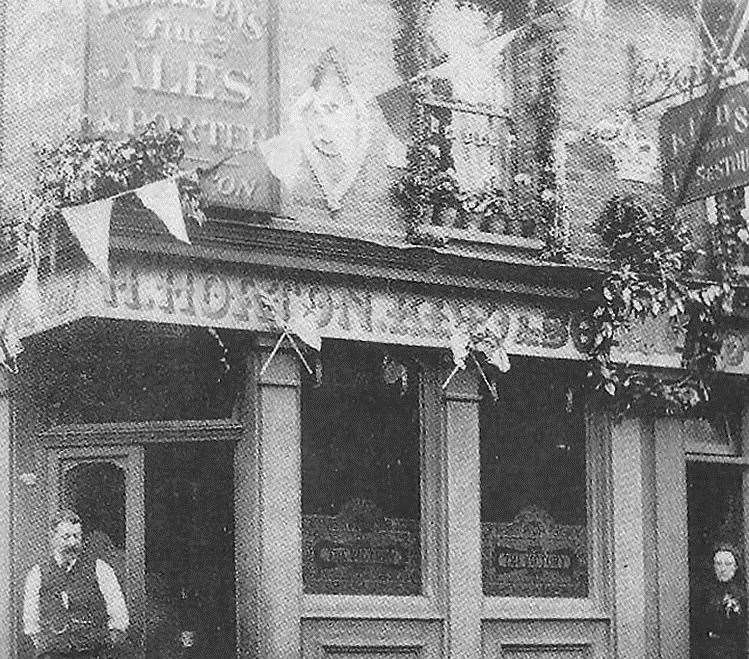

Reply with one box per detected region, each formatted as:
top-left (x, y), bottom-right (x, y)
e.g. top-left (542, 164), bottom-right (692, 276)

top-left (86, 0), bottom-right (274, 210)
top-left (9, 256), bottom-right (749, 375)
top-left (660, 81), bottom-right (749, 204)
top-left (482, 507), bottom-right (587, 598)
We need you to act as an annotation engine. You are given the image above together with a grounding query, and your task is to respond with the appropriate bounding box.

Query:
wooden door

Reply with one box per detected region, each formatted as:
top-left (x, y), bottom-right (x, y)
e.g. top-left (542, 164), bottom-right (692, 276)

top-left (48, 445), bottom-right (145, 655)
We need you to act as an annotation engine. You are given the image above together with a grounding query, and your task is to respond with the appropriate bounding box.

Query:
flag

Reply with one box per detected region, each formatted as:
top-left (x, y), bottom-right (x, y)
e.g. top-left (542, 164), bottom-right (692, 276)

top-left (288, 313), bottom-right (321, 352)
top-left (136, 179), bottom-right (189, 244)
top-left (62, 197), bottom-right (113, 276)
top-left (450, 329), bottom-right (471, 370)
top-left (259, 131), bottom-right (305, 187)
top-left (487, 345), bottom-right (511, 373)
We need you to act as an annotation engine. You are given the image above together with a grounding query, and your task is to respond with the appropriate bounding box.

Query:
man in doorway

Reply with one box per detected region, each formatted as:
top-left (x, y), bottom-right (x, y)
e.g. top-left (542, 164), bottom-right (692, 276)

top-left (22, 509), bottom-right (129, 658)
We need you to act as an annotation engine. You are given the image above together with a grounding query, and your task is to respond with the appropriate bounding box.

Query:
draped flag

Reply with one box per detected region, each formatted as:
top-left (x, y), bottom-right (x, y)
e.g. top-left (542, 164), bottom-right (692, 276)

top-left (62, 197), bottom-right (113, 276)
top-left (287, 312), bottom-right (322, 352)
top-left (136, 179), bottom-right (189, 243)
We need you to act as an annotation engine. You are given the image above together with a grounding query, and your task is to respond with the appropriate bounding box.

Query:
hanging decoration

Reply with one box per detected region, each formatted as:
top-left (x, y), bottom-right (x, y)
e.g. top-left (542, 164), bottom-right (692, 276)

top-left (442, 311), bottom-right (510, 400)
top-left (0, 229), bottom-right (41, 373)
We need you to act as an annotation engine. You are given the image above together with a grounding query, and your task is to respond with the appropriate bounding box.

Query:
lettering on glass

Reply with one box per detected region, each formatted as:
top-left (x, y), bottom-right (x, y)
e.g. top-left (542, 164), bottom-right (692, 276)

top-left (482, 507), bottom-right (587, 598)
top-left (87, 0), bottom-right (273, 210)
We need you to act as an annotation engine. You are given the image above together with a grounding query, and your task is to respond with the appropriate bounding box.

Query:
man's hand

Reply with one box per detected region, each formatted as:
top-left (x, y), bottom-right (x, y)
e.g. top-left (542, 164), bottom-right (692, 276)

top-left (108, 628), bottom-right (127, 647)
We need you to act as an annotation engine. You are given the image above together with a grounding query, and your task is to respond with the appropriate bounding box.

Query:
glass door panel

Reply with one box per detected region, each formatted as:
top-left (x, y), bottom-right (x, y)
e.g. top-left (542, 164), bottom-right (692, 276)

top-left (48, 445), bottom-right (145, 655)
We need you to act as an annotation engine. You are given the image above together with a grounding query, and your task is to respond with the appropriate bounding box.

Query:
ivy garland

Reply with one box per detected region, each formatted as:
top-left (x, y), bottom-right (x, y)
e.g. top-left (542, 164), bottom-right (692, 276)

top-left (581, 191), bottom-right (748, 415)
top-left (390, 0), bottom-right (565, 254)
top-left (35, 121), bottom-right (205, 228)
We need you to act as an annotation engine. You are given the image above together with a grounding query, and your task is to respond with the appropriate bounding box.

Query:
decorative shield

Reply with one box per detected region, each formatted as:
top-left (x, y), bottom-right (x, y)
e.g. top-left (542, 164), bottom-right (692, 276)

top-left (292, 48), bottom-right (371, 211)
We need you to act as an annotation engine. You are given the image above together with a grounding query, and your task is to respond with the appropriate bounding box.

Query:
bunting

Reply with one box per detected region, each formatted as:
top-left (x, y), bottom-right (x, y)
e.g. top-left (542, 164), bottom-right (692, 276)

top-left (60, 177), bottom-right (188, 276)
top-left (61, 197), bottom-right (113, 276)
top-left (136, 179), bottom-right (190, 244)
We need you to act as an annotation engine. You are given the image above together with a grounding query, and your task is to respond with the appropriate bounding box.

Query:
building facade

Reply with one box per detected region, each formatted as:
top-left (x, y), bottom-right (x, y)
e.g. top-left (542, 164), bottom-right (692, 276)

top-left (0, 0), bottom-right (748, 657)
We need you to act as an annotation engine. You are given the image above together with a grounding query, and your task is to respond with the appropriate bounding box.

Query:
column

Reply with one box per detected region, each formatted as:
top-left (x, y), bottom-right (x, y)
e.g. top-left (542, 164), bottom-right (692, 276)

top-left (256, 343), bottom-right (302, 658)
top-left (611, 418), bottom-right (647, 658)
top-left (653, 419), bottom-right (688, 657)
top-left (0, 371), bottom-right (12, 658)
top-left (443, 367), bottom-right (481, 657)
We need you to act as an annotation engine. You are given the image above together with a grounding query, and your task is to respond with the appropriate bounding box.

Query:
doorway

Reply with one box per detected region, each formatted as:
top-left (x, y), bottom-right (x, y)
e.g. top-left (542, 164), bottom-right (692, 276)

top-left (687, 463), bottom-right (746, 657)
top-left (144, 441), bottom-right (236, 658)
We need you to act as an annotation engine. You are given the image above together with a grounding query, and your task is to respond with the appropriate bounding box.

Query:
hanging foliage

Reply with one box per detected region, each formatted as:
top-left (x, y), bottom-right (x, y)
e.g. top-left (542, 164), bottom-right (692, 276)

top-left (582, 190), bottom-right (748, 415)
top-left (35, 122), bottom-right (205, 226)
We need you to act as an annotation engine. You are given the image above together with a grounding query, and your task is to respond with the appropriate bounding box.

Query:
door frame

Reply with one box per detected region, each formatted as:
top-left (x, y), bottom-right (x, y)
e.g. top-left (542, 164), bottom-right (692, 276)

top-left (655, 410), bottom-right (749, 657)
top-left (42, 418), bottom-right (244, 657)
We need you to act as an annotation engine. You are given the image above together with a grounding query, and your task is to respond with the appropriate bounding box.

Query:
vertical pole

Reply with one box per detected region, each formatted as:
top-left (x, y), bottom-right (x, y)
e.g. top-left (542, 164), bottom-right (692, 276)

top-left (443, 367), bottom-right (481, 657)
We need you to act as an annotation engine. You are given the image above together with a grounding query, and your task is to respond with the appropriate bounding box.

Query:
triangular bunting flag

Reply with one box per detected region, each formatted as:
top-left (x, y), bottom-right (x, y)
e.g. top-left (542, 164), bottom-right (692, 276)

top-left (16, 262), bottom-right (41, 325)
top-left (136, 179), bottom-right (189, 244)
top-left (259, 131), bottom-right (305, 187)
top-left (62, 197), bottom-right (113, 276)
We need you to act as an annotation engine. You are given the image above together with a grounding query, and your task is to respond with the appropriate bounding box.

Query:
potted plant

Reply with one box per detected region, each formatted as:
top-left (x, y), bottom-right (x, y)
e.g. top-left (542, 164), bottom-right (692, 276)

top-left (459, 183), bottom-right (511, 234)
top-left (394, 161), bottom-right (459, 228)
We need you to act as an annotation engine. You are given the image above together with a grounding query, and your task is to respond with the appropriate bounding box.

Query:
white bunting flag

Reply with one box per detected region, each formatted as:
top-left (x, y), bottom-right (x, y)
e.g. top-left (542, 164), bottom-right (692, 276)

top-left (742, 186), bottom-right (749, 223)
top-left (62, 197), bottom-right (113, 276)
top-left (136, 179), bottom-right (189, 244)
top-left (288, 313), bottom-right (322, 352)
top-left (259, 131), bottom-right (305, 188)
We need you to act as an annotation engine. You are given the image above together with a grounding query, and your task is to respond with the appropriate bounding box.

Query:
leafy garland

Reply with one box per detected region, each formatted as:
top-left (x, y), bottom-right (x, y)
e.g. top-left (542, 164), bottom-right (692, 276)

top-left (390, 0), bottom-right (564, 252)
top-left (581, 191), bottom-right (748, 415)
top-left (35, 121), bottom-right (205, 230)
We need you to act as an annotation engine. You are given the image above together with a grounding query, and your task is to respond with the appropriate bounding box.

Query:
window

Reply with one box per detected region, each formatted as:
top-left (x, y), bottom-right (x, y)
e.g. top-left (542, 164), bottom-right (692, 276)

top-left (480, 359), bottom-right (588, 598)
top-left (301, 343), bottom-right (421, 596)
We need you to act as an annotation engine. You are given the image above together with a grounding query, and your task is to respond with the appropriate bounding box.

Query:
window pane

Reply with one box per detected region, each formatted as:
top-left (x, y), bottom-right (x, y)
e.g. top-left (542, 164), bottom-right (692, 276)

top-left (480, 359), bottom-right (588, 598)
top-left (301, 343), bottom-right (421, 596)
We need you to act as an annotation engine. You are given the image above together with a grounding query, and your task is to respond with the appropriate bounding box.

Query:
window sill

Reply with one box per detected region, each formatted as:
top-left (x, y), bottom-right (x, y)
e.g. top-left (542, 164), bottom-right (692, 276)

top-left (302, 594), bottom-right (442, 620)
top-left (482, 596), bottom-right (609, 621)
top-left (426, 225), bottom-right (545, 251)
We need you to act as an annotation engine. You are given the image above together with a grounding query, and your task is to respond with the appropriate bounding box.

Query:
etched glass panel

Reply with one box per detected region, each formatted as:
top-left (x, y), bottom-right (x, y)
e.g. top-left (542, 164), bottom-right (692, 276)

top-left (480, 359), bottom-right (588, 598)
top-left (301, 343), bottom-right (421, 596)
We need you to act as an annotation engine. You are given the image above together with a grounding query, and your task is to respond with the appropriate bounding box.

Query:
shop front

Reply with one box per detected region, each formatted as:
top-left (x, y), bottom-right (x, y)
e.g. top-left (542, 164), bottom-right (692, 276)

top-left (5, 250), bottom-right (748, 657)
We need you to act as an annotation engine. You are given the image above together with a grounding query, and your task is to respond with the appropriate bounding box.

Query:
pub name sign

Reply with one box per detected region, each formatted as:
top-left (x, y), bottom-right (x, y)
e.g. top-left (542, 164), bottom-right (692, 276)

top-left (87, 0), bottom-right (273, 210)
top-left (660, 81), bottom-right (749, 204)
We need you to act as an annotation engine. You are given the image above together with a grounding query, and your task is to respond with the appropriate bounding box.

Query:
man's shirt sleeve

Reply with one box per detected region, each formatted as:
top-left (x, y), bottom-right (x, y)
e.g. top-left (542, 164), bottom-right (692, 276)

top-left (22, 565), bottom-right (41, 636)
top-left (95, 559), bottom-right (129, 631)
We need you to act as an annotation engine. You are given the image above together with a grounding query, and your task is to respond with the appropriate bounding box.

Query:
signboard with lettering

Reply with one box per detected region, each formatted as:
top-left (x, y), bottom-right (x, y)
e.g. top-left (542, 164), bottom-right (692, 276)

top-left (482, 507), bottom-right (587, 598)
top-left (10, 256), bottom-right (749, 376)
top-left (86, 0), bottom-right (274, 210)
top-left (660, 81), bottom-right (749, 204)
top-left (302, 499), bottom-right (420, 595)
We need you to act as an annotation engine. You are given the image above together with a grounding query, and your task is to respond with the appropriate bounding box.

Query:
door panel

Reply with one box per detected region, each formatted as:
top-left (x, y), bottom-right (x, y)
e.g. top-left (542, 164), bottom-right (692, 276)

top-left (482, 620), bottom-right (609, 658)
top-left (302, 619), bottom-right (443, 659)
top-left (48, 445), bottom-right (145, 654)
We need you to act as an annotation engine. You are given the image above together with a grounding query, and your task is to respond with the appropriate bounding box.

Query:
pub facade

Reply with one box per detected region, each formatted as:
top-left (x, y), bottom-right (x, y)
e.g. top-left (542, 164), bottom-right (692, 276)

top-left (0, 0), bottom-right (748, 657)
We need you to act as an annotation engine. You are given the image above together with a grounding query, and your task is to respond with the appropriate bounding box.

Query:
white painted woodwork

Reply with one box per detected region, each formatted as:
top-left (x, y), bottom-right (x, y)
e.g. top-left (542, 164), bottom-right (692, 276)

top-left (653, 419), bottom-right (689, 657)
top-left (443, 367), bottom-right (482, 658)
top-left (256, 349), bottom-right (302, 658)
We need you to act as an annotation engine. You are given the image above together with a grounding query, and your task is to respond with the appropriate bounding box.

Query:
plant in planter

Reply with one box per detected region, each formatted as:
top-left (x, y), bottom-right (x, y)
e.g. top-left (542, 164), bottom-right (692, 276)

top-left (460, 182), bottom-right (511, 233)
top-left (394, 142), bottom-right (460, 229)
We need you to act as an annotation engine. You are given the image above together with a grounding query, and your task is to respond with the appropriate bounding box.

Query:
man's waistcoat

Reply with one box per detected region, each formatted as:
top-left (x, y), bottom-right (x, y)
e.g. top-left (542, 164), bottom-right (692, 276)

top-left (37, 555), bottom-right (108, 654)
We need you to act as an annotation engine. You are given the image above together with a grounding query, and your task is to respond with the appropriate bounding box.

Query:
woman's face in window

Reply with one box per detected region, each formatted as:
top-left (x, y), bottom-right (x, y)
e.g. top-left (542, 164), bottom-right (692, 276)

top-left (714, 550), bottom-right (738, 582)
